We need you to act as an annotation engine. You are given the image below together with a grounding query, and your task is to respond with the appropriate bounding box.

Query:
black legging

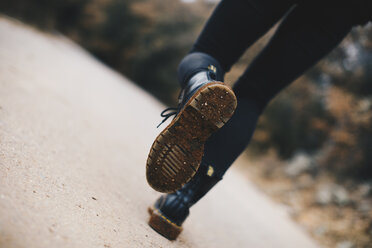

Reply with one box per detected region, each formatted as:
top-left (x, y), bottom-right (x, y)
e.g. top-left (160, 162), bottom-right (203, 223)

top-left (178, 0), bottom-right (370, 178)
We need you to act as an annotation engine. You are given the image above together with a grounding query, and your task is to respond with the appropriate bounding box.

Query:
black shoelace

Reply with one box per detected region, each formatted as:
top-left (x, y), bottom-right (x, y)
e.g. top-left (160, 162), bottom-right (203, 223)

top-left (157, 107), bottom-right (178, 128)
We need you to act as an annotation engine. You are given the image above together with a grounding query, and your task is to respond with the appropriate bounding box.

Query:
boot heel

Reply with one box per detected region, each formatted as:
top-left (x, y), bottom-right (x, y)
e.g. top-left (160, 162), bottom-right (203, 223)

top-left (190, 83), bottom-right (237, 128)
top-left (148, 208), bottom-right (183, 240)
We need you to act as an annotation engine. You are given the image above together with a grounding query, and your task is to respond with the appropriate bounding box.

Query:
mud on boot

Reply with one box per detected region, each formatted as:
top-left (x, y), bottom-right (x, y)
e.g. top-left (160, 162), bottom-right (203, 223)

top-left (148, 163), bottom-right (221, 240)
top-left (146, 63), bottom-right (236, 193)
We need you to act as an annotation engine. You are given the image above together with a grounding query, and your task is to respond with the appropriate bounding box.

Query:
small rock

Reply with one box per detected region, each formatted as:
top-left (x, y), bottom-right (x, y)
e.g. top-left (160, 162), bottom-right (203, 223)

top-left (336, 241), bottom-right (354, 248)
top-left (316, 184), bottom-right (333, 205)
top-left (315, 184), bottom-right (350, 206)
top-left (285, 153), bottom-right (314, 177)
top-left (333, 186), bottom-right (350, 206)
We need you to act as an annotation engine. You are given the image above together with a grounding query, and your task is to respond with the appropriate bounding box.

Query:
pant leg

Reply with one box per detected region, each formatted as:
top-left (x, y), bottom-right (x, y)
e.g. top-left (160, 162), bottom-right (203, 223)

top-left (233, 1), bottom-right (356, 109)
top-left (203, 1), bottom-right (355, 178)
top-left (179, 0), bottom-right (296, 83)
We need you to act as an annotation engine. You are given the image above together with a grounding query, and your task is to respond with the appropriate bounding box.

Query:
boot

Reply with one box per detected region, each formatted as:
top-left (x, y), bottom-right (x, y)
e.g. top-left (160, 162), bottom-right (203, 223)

top-left (148, 162), bottom-right (221, 240)
top-left (146, 56), bottom-right (237, 193)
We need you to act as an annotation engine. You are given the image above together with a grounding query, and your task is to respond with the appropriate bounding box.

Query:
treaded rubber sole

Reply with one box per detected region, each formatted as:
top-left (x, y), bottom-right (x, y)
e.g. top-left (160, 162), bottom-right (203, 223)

top-left (148, 207), bottom-right (182, 240)
top-left (146, 82), bottom-right (237, 193)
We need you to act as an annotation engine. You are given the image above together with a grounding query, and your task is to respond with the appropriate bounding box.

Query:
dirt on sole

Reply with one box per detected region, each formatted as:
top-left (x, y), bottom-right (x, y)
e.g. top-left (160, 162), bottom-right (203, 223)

top-left (146, 82), bottom-right (237, 193)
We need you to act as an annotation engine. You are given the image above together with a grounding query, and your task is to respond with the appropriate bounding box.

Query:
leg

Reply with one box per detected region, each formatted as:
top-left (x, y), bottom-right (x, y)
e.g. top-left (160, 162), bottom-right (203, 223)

top-left (191, 0), bottom-right (297, 73)
top-left (148, 0), bottom-right (296, 193)
top-left (178, 0), bottom-right (296, 87)
top-left (148, 0), bottom-right (297, 238)
top-left (203, 1), bottom-right (355, 178)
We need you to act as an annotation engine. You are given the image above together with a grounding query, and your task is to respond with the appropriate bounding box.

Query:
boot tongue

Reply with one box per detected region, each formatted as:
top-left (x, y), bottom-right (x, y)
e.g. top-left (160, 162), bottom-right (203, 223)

top-left (187, 71), bottom-right (210, 93)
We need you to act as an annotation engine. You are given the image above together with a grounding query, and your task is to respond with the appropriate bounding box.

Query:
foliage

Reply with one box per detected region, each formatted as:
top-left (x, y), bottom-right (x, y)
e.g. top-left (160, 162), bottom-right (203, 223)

top-left (251, 79), bottom-right (334, 159)
top-left (310, 26), bottom-right (372, 179)
top-left (0, 0), bottom-right (205, 104)
top-left (0, 0), bottom-right (89, 30)
top-left (250, 25), bottom-right (372, 179)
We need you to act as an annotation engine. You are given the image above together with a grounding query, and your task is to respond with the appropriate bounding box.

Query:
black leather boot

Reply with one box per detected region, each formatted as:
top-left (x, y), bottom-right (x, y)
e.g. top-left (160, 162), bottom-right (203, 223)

top-left (146, 55), bottom-right (237, 193)
top-left (148, 162), bottom-right (221, 240)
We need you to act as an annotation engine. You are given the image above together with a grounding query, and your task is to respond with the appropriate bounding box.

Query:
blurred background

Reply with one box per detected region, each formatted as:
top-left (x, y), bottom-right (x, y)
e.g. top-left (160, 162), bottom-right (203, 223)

top-left (0, 0), bottom-right (371, 247)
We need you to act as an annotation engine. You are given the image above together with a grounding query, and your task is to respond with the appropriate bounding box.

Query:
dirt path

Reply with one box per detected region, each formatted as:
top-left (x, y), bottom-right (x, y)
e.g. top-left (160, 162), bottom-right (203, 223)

top-left (0, 17), bottom-right (319, 248)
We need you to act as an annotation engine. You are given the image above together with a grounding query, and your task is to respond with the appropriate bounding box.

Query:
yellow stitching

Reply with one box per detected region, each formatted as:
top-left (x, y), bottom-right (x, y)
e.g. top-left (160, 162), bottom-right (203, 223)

top-left (207, 165), bottom-right (214, 177)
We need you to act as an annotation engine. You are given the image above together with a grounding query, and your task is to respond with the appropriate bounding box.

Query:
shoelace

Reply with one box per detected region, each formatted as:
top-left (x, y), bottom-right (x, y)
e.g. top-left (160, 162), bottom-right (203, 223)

top-left (157, 107), bottom-right (179, 128)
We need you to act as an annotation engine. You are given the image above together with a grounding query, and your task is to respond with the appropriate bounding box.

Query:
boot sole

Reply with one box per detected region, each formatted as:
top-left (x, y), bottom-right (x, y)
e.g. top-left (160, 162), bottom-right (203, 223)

top-left (148, 207), bottom-right (182, 240)
top-left (146, 82), bottom-right (237, 193)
